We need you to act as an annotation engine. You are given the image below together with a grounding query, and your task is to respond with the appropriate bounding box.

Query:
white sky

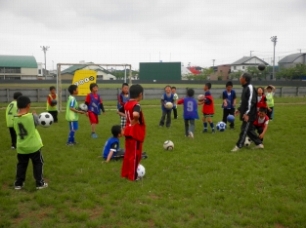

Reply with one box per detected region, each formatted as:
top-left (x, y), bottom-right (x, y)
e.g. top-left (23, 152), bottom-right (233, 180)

top-left (0, 0), bottom-right (305, 70)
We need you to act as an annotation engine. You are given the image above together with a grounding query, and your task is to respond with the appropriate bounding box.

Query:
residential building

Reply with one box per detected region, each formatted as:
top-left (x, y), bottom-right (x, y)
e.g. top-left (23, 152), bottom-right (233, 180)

top-left (231, 56), bottom-right (269, 72)
top-left (278, 53), bottom-right (306, 68)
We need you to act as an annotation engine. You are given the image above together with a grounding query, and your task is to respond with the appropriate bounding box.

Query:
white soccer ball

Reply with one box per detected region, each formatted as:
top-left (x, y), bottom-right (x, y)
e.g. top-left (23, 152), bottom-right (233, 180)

top-left (38, 112), bottom-right (54, 127)
top-left (163, 140), bottom-right (174, 151)
top-left (244, 136), bottom-right (252, 146)
top-left (79, 103), bottom-right (88, 112)
top-left (165, 102), bottom-right (173, 109)
top-left (137, 164), bottom-right (146, 178)
top-left (216, 121), bottom-right (226, 132)
top-left (198, 94), bottom-right (205, 101)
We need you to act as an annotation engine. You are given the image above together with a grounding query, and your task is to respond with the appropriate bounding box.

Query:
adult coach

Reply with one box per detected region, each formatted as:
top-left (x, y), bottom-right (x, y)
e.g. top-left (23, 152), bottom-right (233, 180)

top-left (231, 73), bottom-right (264, 152)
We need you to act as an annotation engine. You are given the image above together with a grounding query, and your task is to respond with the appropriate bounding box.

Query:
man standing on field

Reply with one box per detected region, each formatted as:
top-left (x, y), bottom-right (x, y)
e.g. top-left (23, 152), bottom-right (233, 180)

top-left (231, 73), bottom-right (264, 152)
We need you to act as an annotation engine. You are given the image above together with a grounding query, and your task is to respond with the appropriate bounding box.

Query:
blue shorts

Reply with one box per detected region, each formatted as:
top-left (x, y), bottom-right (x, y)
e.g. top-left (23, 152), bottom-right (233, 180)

top-left (69, 121), bottom-right (78, 131)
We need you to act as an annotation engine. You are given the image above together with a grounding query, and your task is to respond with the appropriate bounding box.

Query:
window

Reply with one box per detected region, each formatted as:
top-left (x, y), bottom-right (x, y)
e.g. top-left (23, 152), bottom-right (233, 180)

top-left (242, 66), bottom-right (245, 69)
top-left (38, 69), bottom-right (42, 74)
top-left (234, 66), bottom-right (236, 70)
top-left (3, 67), bottom-right (21, 73)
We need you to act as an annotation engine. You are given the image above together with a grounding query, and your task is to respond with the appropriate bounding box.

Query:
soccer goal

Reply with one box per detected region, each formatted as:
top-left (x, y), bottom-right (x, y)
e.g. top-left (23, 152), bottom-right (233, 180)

top-left (56, 63), bottom-right (132, 112)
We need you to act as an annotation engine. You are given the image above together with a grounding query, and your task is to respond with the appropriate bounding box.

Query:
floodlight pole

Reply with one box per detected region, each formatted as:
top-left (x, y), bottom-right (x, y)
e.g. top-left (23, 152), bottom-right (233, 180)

top-left (40, 46), bottom-right (49, 80)
top-left (270, 36), bottom-right (277, 80)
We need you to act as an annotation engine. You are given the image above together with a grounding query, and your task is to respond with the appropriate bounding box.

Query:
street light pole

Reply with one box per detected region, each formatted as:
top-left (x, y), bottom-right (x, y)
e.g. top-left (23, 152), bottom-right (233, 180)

top-left (212, 59), bottom-right (215, 67)
top-left (40, 46), bottom-right (50, 80)
top-left (270, 36), bottom-right (277, 80)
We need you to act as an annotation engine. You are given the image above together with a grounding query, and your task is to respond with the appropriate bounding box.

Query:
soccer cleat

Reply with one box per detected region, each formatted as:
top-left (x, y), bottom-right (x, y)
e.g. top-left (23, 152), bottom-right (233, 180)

top-left (11, 146), bottom-right (16, 150)
top-left (202, 129), bottom-right (207, 133)
top-left (142, 152), bottom-right (148, 159)
top-left (36, 183), bottom-right (48, 190)
top-left (188, 131), bottom-right (194, 138)
top-left (231, 146), bottom-right (240, 152)
top-left (253, 144), bottom-right (264, 149)
top-left (14, 186), bottom-right (22, 190)
top-left (66, 142), bottom-right (77, 146)
top-left (91, 133), bottom-right (98, 139)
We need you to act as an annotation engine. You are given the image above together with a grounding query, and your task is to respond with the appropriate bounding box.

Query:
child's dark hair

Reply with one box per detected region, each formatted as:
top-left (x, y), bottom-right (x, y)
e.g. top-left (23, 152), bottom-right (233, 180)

top-left (226, 81), bottom-right (233, 87)
top-left (171, 86), bottom-right (176, 90)
top-left (49, 86), bottom-right (56, 91)
top-left (257, 86), bottom-right (265, 94)
top-left (13, 92), bottom-right (22, 100)
top-left (111, 125), bottom-right (122, 137)
top-left (205, 82), bottom-right (212, 89)
top-left (122, 83), bottom-right (129, 88)
top-left (186, 88), bottom-right (194, 97)
top-left (129, 84), bottom-right (144, 99)
top-left (259, 107), bottom-right (267, 113)
top-left (68, 85), bottom-right (78, 95)
top-left (90, 83), bottom-right (98, 91)
top-left (17, 96), bottom-right (31, 109)
top-left (266, 85), bottom-right (273, 90)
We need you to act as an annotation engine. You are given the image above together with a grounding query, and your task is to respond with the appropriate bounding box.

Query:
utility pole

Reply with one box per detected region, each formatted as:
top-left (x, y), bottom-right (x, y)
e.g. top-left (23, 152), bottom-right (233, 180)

top-left (40, 46), bottom-right (50, 79)
top-left (270, 36), bottom-right (277, 80)
top-left (212, 59), bottom-right (215, 67)
top-left (250, 50), bottom-right (254, 57)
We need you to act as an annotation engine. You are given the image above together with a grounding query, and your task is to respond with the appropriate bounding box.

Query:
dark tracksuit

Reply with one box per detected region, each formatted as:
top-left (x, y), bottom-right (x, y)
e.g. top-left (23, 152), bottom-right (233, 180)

top-left (236, 83), bottom-right (262, 148)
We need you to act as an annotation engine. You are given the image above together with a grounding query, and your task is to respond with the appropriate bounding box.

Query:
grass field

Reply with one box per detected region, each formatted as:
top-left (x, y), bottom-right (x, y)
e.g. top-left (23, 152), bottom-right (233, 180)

top-left (0, 98), bottom-right (306, 227)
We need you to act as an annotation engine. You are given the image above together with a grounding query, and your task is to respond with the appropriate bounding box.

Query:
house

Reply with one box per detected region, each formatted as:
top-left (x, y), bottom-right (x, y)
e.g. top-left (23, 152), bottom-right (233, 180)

top-left (231, 56), bottom-right (269, 72)
top-left (278, 53), bottom-right (306, 68)
top-left (209, 65), bottom-right (231, 80)
top-left (60, 62), bottom-right (116, 80)
top-left (0, 55), bottom-right (38, 80)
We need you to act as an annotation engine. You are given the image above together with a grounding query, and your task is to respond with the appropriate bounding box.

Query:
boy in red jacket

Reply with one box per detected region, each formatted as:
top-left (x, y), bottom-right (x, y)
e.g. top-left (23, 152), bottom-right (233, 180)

top-left (253, 107), bottom-right (269, 142)
top-left (198, 83), bottom-right (215, 133)
top-left (121, 84), bottom-right (146, 181)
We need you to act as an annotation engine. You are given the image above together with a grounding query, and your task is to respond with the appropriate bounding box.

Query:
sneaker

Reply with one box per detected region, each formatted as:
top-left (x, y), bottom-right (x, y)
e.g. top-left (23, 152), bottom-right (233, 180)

top-left (66, 142), bottom-right (77, 146)
top-left (253, 144), bottom-right (264, 149)
top-left (188, 131), bottom-right (194, 138)
top-left (202, 129), bottom-right (207, 133)
top-left (36, 183), bottom-right (48, 190)
top-left (14, 186), bottom-right (22, 190)
top-left (11, 146), bottom-right (16, 149)
top-left (231, 146), bottom-right (240, 152)
top-left (142, 152), bottom-right (148, 159)
top-left (91, 133), bottom-right (98, 139)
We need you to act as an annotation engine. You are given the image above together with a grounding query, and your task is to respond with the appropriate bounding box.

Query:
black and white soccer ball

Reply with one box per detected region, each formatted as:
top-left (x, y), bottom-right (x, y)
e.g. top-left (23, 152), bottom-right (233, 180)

top-left (38, 112), bottom-right (54, 127)
top-left (216, 121), bottom-right (226, 132)
top-left (244, 136), bottom-right (252, 146)
top-left (137, 164), bottom-right (146, 178)
top-left (78, 103), bottom-right (88, 112)
top-left (163, 140), bottom-right (174, 151)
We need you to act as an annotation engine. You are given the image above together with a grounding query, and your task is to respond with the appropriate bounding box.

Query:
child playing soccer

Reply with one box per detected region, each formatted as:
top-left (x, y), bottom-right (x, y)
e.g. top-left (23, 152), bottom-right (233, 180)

top-left (177, 88), bottom-right (199, 138)
top-left (171, 86), bottom-right (179, 119)
top-left (85, 83), bottom-right (105, 138)
top-left (13, 96), bottom-right (48, 190)
top-left (159, 85), bottom-right (174, 128)
top-left (117, 83), bottom-right (129, 129)
top-left (199, 83), bottom-right (215, 133)
top-left (121, 84), bottom-right (146, 181)
top-left (257, 87), bottom-right (267, 111)
top-left (253, 107), bottom-right (269, 142)
top-left (46, 86), bottom-right (58, 123)
top-left (66, 85), bottom-right (85, 145)
top-left (6, 92), bottom-right (22, 149)
top-left (265, 85), bottom-right (275, 120)
top-left (102, 125), bottom-right (148, 162)
top-left (222, 81), bottom-right (236, 129)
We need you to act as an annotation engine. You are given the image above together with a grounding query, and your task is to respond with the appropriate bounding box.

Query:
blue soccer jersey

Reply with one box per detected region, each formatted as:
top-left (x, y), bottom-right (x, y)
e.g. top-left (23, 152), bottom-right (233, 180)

top-left (161, 93), bottom-right (174, 111)
top-left (222, 90), bottom-right (236, 109)
top-left (102, 137), bottom-right (119, 159)
top-left (183, 97), bottom-right (199, 120)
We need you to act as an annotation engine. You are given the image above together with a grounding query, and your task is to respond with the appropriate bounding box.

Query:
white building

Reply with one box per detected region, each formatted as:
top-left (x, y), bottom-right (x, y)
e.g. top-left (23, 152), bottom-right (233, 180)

top-left (231, 56), bottom-right (269, 72)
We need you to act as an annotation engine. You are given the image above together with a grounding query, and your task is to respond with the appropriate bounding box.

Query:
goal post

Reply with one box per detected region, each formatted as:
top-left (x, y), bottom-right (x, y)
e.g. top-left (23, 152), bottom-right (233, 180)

top-left (56, 63), bottom-right (132, 112)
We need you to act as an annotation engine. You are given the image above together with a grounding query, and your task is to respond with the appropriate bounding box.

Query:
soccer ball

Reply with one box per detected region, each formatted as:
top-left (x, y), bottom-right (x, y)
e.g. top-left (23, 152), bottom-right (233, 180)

top-left (227, 114), bottom-right (235, 123)
top-left (163, 140), bottom-right (174, 150)
top-left (216, 121), bottom-right (226, 132)
top-left (198, 94), bottom-right (204, 101)
top-left (51, 100), bottom-right (57, 106)
top-left (244, 136), bottom-right (252, 146)
top-left (137, 164), bottom-right (146, 178)
top-left (258, 64), bottom-right (266, 71)
top-left (79, 103), bottom-right (88, 112)
top-left (165, 102), bottom-right (173, 109)
top-left (38, 112), bottom-right (54, 127)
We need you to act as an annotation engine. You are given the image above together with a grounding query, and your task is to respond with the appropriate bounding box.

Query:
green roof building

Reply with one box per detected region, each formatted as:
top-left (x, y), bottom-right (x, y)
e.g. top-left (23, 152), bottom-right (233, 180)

top-left (0, 55), bottom-right (39, 80)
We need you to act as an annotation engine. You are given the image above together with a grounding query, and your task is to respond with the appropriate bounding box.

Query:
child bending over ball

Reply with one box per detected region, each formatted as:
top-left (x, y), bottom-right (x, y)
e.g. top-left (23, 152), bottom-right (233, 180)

top-left (66, 85), bottom-right (86, 145)
top-left (253, 107), bottom-right (269, 142)
top-left (159, 85), bottom-right (174, 128)
top-left (85, 83), bottom-right (105, 138)
top-left (222, 81), bottom-right (236, 129)
top-left (177, 88), bottom-right (199, 138)
top-left (198, 83), bottom-right (215, 133)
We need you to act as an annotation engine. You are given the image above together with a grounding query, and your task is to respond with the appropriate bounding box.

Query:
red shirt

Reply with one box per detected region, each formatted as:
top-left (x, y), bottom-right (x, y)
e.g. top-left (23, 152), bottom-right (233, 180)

top-left (47, 93), bottom-right (56, 106)
top-left (124, 100), bottom-right (146, 142)
top-left (202, 91), bottom-right (214, 114)
top-left (257, 95), bottom-right (267, 109)
top-left (253, 115), bottom-right (269, 128)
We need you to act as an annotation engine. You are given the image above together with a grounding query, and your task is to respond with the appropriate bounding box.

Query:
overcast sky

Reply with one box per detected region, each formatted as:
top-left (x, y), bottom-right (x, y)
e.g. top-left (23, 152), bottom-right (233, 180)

top-left (0, 0), bottom-right (305, 70)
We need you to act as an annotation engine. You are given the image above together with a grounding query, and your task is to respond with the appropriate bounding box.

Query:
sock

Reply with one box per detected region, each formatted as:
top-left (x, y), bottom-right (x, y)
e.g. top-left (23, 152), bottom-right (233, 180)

top-left (210, 122), bottom-right (214, 129)
top-left (68, 131), bottom-right (75, 143)
top-left (203, 122), bottom-right (208, 129)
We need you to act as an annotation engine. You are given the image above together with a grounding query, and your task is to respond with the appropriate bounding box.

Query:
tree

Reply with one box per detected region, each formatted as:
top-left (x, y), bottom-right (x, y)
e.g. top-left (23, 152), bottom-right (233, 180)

top-left (276, 64), bottom-right (306, 80)
top-left (229, 70), bottom-right (243, 80)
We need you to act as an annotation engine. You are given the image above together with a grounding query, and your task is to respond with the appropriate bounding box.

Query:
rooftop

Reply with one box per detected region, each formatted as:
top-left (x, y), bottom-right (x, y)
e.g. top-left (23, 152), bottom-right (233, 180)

top-left (0, 55), bottom-right (38, 68)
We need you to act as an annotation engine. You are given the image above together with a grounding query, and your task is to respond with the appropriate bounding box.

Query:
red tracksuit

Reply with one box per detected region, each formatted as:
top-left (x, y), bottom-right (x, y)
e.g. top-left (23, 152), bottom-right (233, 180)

top-left (121, 100), bottom-right (146, 181)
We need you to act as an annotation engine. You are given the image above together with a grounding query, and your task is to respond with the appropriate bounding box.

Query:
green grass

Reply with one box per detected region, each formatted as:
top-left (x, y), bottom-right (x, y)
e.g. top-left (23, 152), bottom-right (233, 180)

top-left (1, 98), bottom-right (306, 227)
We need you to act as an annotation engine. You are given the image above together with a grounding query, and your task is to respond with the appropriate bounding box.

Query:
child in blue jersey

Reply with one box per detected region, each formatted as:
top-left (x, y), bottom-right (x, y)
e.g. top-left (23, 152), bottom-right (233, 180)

top-left (222, 81), bottom-right (236, 129)
top-left (102, 125), bottom-right (148, 162)
top-left (177, 88), bottom-right (199, 138)
top-left (159, 85), bottom-right (174, 128)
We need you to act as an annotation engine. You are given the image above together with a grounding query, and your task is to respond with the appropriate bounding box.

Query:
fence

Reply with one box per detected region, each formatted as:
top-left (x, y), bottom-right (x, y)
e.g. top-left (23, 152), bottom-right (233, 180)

top-left (1, 87), bottom-right (306, 103)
